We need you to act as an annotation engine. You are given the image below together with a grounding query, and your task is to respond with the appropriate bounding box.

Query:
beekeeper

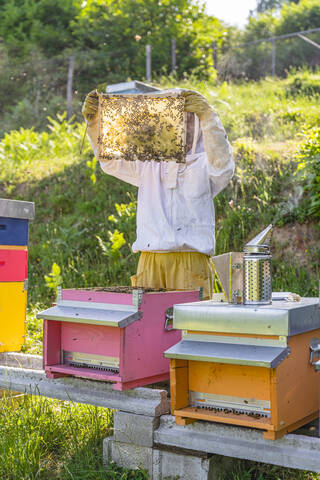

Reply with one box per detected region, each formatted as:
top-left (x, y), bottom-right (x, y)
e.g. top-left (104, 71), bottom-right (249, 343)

top-left (82, 89), bottom-right (234, 299)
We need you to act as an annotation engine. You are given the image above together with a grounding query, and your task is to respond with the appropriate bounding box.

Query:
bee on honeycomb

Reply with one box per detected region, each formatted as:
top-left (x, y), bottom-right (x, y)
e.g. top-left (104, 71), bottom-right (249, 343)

top-left (98, 93), bottom-right (186, 163)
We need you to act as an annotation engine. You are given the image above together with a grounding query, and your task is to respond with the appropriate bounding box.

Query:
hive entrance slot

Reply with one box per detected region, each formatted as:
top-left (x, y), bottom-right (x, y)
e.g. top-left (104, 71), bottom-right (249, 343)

top-left (192, 404), bottom-right (269, 418)
top-left (63, 350), bottom-right (119, 373)
top-left (68, 362), bottom-right (119, 373)
top-left (189, 391), bottom-right (271, 419)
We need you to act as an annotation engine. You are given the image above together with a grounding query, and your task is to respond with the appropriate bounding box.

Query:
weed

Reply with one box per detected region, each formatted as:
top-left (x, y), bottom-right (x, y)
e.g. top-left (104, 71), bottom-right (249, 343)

top-left (0, 395), bottom-right (111, 479)
top-left (218, 460), bottom-right (318, 480)
top-left (44, 262), bottom-right (63, 291)
top-left (0, 394), bottom-right (149, 480)
top-left (296, 127), bottom-right (320, 219)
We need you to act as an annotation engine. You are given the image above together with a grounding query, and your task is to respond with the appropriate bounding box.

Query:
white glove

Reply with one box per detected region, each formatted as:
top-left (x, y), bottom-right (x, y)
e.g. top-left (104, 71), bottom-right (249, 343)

top-left (181, 90), bottom-right (213, 120)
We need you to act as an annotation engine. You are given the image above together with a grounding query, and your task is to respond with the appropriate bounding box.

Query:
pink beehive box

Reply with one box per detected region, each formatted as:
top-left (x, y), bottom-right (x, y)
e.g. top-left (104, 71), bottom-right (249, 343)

top-left (37, 287), bottom-right (199, 391)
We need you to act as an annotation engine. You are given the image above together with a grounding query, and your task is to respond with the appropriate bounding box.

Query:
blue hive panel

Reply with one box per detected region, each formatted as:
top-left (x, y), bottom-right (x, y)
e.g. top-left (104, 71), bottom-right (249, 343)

top-left (0, 217), bottom-right (29, 246)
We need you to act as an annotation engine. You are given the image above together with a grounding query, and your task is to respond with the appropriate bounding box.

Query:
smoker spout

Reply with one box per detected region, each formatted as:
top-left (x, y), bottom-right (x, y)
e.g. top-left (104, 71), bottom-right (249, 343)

top-left (246, 224), bottom-right (273, 248)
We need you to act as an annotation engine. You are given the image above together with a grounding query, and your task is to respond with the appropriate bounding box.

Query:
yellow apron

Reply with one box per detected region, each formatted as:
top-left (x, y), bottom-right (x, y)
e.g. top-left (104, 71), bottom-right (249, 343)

top-left (131, 251), bottom-right (213, 300)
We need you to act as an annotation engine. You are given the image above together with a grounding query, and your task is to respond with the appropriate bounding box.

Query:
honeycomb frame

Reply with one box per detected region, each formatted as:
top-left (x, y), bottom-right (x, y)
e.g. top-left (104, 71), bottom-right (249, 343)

top-left (98, 93), bottom-right (186, 163)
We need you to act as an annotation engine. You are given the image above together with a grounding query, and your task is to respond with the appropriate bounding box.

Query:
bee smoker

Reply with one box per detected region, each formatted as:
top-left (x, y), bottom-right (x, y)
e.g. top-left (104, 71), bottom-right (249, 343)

top-left (243, 224), bottom-right (273, 305)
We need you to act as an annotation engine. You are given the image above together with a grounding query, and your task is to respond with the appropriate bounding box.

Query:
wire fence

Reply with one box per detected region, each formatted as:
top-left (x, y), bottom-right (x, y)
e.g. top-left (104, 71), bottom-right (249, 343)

top-left (218, 27), bottom-right (320, 79)
top-left (1, 28), bottom-right (320, 136)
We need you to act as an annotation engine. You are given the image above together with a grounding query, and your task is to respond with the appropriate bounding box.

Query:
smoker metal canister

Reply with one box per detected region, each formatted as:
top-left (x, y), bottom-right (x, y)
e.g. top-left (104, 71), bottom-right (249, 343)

top-left (243, 251), bottom-right (272, 305)
top-left (243, 224), bottom-right (273, 305)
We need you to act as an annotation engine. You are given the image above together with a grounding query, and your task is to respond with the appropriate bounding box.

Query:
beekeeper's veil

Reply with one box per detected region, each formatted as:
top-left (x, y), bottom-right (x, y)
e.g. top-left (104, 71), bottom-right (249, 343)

top-left (158, 88), bottom-right (204, 158)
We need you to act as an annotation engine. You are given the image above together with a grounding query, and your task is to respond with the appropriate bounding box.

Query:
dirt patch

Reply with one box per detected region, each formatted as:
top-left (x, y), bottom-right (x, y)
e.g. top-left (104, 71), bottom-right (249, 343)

top-left (272, 222), bottom-right (319, 266)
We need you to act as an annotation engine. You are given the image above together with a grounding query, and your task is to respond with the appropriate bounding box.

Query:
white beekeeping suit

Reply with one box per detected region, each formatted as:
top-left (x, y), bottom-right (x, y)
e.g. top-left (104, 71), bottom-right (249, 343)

top-left (83, 88), bottom-right (234, 299)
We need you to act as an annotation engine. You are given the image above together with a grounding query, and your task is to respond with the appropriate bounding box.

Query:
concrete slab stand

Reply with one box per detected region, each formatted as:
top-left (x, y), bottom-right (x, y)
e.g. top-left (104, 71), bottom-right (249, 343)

top-left (104, 435), bottom-right (232, 480)
top-left (0, 352), bottom-right (43, 370)
top-left (0, 360), bottom-right (169, 416)
top-left (154, 416), bottom-right (320, 475)
top-left (1, 354), bottom-right (320, 479)
top-left (104, 411), bottom-right (235, 480)
top-left (104, 413), bottom-right (320, 479)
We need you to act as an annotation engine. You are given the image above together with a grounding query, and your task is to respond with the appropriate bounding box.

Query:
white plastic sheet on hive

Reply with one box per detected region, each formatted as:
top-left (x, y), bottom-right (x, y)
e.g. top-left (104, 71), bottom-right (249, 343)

top-left (98, 93), bottom-right (186, 163)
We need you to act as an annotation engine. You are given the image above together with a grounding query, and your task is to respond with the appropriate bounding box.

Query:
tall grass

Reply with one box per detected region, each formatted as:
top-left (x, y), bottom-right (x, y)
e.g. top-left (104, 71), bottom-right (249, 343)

top-left (225, 461), bottom-right (319, 480)
top-left (159, 70), bottom-right (320, 142)
top-left (0, 394), bottom-right (148, 480)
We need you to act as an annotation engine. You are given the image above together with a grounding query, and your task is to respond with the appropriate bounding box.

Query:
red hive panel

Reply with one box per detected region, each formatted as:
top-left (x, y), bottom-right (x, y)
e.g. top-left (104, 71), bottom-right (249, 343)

top-left (0, 249), bottom-right (28, 282)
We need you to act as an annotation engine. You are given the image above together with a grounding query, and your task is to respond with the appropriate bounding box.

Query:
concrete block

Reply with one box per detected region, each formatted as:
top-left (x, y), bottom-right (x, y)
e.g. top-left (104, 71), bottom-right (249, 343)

top-left (104, 436), bottom-right (235, 479)
top-left (152, 449), bottom-right (235, 480)
top-left (114, 411), bottom-right (159, 447)
top-left (155, 415), bottom-right (320, 473)
top-left (153, 449), bottom-right (212, 480)
top-left (0, 352), bottom-right (43, 370)
top-left (103, 437), bottom-right (153, 475)
top-left (0, 365), bottom-right (169, 416)
top-left (102, 436), bottom-right (112, 465)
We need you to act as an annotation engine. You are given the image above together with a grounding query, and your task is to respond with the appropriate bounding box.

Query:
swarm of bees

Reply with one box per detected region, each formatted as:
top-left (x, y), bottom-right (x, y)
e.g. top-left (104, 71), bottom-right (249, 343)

top-left (98, 93), bottom-right (186, 163)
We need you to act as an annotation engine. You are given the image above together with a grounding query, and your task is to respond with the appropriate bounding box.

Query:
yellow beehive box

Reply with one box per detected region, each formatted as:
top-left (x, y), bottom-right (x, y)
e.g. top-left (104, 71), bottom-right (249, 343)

top-left (0, 282), bottom-right (27, 352)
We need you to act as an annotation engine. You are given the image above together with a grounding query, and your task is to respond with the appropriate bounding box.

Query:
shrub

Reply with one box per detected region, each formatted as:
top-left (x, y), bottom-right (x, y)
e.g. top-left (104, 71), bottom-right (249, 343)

top-left (296, 127), bottom-right (320, 219)
top-left (285, 71), bottom-right (320, 98)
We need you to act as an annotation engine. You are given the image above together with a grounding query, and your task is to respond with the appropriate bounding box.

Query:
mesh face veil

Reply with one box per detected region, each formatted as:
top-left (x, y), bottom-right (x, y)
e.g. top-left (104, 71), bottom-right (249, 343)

top-left (186, 112), bottom-right (195, 153)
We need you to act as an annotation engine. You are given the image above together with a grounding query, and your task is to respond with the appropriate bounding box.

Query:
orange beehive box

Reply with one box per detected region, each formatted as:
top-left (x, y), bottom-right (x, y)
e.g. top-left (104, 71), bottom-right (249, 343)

top-left (165, 295), bottom-right (320, 440)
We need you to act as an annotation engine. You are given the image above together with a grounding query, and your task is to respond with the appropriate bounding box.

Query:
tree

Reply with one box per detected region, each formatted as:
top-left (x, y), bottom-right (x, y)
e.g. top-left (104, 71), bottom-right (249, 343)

top-left (255, 0), bottom-right (300, 13)
top-left (0, 0), bottom-right (227, 133)
top-left (0, 0), bottom-right (80, 56)
top-left (256, 0), bottom-right (284, 13)
top-left (0, 0), bottom-right (226, 79)
top-left (274, 0), bottom-right (320, 72)
top-left (278, 0), bottom-right (320, 34)
top-left (72, 0), bottom-right (225, 83)
top-left (223, 0), bottom-right (320, 79)
top-left (221, 11), bottom-right (278, 78)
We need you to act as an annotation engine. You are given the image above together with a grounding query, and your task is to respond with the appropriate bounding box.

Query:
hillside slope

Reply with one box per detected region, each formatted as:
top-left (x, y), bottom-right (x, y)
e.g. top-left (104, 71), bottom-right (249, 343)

top-left (1, 73), bottom-right (319, 480)
top-left (0, 73), bottom-right (319, 310)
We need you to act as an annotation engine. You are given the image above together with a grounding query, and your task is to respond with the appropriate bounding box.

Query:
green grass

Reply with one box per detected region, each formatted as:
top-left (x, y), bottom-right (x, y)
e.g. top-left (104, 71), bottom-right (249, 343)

top-left (21, 307), bottom-right (43, 355)
top-left (0, 393), bottom-right (318, 480)
top-left (158, 70), bottom-right (320, 142)
top-left (223, 462), bottom-right (319, 480)
top-left (0, 394), bottom-right (148, 479)
top-left (1, 71), bottom-right (320, 479)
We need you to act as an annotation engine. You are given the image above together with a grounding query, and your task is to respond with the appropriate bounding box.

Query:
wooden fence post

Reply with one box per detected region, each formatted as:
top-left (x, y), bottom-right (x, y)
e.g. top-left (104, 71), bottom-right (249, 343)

top-left (171, 38), bottom-right (177, 74)
top-left (146, 44), bottom-right (152, 82)
top-left (67, 55), bottom-right (74, 121)
top-left (271, 39), bottom-right (276, 76)
top-left (212, 41), bottom-right (218, 70)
